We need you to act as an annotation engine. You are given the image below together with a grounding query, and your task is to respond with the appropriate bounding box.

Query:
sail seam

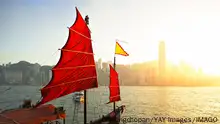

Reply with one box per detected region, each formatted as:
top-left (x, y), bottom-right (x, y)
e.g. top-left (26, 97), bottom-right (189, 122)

top-left (68, 27), bottom-right (92, 41)
top-left (43, 76), bottom-right (97, 89)
top-left (52, 65), bottom-right (95, 70)
top-left (60, 49), bottom-right (94, 55)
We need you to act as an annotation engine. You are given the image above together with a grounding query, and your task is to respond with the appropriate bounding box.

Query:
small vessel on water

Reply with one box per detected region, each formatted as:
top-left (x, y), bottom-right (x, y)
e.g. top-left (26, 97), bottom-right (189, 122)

top-left (73, 91), bottom-right (84, 102)
top-left (90, 41), bottom-right (129, 124)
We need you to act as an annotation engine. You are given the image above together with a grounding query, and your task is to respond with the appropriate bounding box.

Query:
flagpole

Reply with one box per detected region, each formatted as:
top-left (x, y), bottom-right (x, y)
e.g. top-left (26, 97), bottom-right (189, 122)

top-left (112, 39), bottom-right (128, 118)
top-left (113, 55), bottom-right (116, 112)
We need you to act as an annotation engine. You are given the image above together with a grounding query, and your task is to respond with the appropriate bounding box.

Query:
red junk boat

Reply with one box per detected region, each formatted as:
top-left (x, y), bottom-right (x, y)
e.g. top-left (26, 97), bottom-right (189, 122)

top-left (89, 64), bottom-right (126, 124)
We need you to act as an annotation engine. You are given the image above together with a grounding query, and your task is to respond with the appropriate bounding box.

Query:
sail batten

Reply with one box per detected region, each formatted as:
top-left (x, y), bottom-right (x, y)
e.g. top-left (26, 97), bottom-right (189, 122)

top-left (42, 76), bottom-right (97, 90)
top-left (108, 65), bottom-right (121, 103)
top-left (68, 27), bottom-right (92, 40)
top-left (52, 65), bottom-right (95, 70)
top-left (60, 49), bottom-right (94, 54)
top-left (36, 7), bottom-right (98, 107)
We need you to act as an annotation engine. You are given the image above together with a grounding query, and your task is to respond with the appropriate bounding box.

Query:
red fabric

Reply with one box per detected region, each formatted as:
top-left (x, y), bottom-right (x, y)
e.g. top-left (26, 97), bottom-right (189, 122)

top-left (108, 65), bottom-right (121, 103)
top-left (36, 7), bottom-right (98, 107)
top-left (0, 104), bottom-right (66, 124)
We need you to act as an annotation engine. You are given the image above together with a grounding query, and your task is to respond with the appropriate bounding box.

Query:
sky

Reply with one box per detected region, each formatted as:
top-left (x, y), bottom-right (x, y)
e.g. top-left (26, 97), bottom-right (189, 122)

top-left (1, 0), bottom-right (220, 74)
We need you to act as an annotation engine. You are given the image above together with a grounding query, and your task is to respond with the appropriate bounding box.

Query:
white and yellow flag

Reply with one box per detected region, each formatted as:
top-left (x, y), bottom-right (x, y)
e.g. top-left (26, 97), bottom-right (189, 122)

top-left (115, 41), bottom-right (129, 56)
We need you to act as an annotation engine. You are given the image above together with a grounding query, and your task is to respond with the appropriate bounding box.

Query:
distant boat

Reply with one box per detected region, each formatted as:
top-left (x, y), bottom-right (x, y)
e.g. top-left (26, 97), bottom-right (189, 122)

top-left (73, 91), bottom-right (84, 103)
top-left (74, 91), bottom-right (84, 96)
top-left (0, 7), bottom-right (98, 124)
top-left (90, 41), bottom-right (129, 124)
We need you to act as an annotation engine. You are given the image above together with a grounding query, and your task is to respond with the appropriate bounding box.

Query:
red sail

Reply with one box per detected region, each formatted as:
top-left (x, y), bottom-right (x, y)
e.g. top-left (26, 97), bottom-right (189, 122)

top-left (107, 64), bottom-right (121, 103)
top-left (36, 7), bottom-right (98, 107)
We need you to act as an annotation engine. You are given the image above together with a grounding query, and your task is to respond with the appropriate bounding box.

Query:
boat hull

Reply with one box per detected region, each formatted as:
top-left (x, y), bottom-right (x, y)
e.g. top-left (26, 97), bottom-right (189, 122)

top-left (89, 105), bottom-right (125, 124)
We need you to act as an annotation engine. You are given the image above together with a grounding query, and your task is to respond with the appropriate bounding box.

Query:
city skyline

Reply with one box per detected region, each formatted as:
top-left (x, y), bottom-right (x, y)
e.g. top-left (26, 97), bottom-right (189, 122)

top-left (1, 0), bottom-right (220, 75)
top-left (1, 57), bottom-right (220, 86)
top-left (0, 40), bottom-right (219, 76)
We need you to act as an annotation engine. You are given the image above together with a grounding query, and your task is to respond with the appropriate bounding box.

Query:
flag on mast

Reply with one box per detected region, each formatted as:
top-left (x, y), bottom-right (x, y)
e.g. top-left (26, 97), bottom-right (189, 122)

top-left (115, 41), bottom-right (129, 56)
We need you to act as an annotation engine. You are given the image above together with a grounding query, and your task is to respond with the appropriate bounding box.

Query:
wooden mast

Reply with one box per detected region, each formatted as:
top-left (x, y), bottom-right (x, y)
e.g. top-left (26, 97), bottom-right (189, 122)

top-left (84, 15), bottom-right (89, 124)
top-left (113, 56), bottom-right (116, 112)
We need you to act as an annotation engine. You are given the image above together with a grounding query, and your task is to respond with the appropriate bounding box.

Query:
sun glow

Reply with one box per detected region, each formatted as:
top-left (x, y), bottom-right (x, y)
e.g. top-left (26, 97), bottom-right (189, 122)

top-left (152, 26), bottom-right (220, 76)
top-left (164, 40), bottom-right (220, 76)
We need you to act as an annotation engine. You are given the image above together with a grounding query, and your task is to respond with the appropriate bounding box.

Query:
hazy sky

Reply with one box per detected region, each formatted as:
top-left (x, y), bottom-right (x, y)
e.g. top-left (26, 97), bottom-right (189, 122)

top-left (1, 0), bottom-right (220, 73)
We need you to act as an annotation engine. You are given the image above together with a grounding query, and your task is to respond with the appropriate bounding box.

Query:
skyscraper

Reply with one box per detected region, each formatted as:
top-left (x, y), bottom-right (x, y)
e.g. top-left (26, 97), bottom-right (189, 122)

top-left (102, 62), bottom-right (108, 72)
top-left (98, 58), bottom-right (102, 69)
top-left (158, 41), bottom-right (166, 76)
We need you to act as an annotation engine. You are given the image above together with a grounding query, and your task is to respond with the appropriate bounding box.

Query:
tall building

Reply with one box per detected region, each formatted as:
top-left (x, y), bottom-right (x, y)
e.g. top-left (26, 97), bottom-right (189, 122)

top-left (49, 70), bottom-right (52, 81)
top-left (4, 70), bottom-right (22, 84)
top-left (97, 58), bottom-right (102, 69)
top-left (102, 62), bottom-right (108, 72)
top-left (158, 41), bottom-right (166, 76)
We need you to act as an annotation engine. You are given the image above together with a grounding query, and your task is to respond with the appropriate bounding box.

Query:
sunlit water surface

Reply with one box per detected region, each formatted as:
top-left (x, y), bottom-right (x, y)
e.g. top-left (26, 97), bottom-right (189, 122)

top-left (0, 86), bottom-right (220, 124)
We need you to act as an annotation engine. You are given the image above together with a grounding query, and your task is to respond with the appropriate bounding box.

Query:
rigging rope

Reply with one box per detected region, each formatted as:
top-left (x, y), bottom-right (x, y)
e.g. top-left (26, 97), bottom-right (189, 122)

top-left (37, 50), bottom-right (59, 68)
top-left (116, 39), bottom-right (129, 44)
top-left (40, 50), bottom-right (58, 84)
top-left (32, 50), bottom-right (59, 104)
top-left (38, 49), bottom-right (59, 87)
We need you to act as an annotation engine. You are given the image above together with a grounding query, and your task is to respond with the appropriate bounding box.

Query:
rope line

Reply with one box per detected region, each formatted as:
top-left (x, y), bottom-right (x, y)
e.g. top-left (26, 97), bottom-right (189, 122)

top-left (37, 50), bottom-right (59, 66)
